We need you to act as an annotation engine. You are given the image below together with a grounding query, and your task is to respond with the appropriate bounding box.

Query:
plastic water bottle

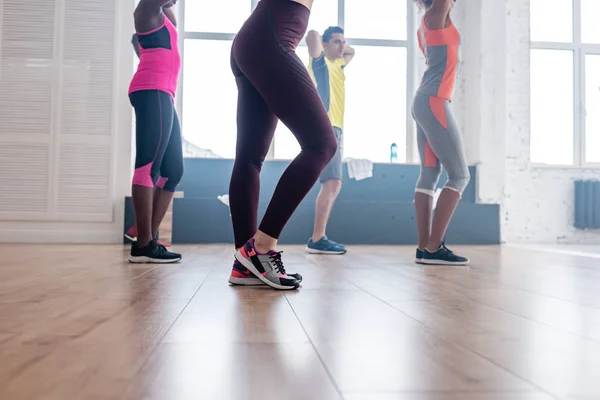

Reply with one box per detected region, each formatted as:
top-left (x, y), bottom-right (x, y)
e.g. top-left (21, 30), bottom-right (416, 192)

top-left (390, 143), bottom-right (398, 163)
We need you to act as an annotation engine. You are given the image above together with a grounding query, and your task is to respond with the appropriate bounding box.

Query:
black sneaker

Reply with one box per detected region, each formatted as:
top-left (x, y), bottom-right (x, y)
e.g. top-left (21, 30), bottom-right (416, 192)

top-left (415, 249), bottom-right (424, 264)
top-left (421, 242), bottom-right (469, 266)
top-left (129, 239), bottom-right (182, 264)
top-left (234, 238), bottom-right (299, 290)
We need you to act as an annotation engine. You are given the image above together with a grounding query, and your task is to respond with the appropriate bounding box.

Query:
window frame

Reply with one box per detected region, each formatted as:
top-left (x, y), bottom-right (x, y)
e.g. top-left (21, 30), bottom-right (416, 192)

top-left (175, 0), bottom-right (418, 162)
top-left (530, 0), bottom-right (600, 167)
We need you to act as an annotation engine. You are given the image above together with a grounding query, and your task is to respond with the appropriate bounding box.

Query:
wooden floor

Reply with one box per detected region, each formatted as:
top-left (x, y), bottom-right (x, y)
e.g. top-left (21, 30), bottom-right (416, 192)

top-left (0, 244), bottom-right (599, 400)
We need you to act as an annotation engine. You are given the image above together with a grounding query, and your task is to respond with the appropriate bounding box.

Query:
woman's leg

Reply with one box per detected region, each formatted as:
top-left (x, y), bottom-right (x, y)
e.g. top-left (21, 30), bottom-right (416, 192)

top-left (229, 47), bottom-right (303, 290)
top-left (414, 116), bottom-right (441, 252)
top-left (413, 95), bottom-right (470, 265)
top-left (229, 56), bottom-right (279, 250)
top-left (153, 112), bottom-right (184, 237)
top-left (228, 51), bottom-right (304, 287)
top-left (239, 48), bottom-right (336, 253)
top-left (232, 52), bottom-right (336, 289)
top-left (230, 1), bottom-right (335, 289)
top-left (129, 90), bottom-right (180, 263)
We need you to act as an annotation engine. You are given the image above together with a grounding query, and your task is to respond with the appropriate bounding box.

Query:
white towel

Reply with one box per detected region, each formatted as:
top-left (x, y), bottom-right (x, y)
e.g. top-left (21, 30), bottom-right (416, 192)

top-left (217, 194), bottom-right (231, 216)
top-left (345, 158), bottom-right (373, 181)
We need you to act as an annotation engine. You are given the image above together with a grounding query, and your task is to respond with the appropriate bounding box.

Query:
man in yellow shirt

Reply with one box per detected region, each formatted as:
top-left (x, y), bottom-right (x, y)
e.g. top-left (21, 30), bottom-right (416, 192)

top-left (305, 26), bottom-right (355, 255)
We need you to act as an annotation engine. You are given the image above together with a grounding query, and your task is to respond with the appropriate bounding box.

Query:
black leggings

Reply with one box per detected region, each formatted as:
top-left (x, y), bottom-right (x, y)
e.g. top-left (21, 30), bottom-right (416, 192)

top-left (130, 90), bottom-right (184, 192)
top-left (229, 0), bottom-right (337, 248)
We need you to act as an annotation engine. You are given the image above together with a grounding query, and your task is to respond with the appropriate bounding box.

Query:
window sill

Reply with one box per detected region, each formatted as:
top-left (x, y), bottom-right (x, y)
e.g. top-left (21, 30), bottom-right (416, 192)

top-left (531, 163), bottom-right (600, 171)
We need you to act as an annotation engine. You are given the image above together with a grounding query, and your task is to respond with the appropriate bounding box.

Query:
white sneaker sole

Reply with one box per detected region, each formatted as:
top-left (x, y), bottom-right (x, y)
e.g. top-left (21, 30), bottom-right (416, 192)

top-left (420, 259), bottom-right (469, 266)
top-left (128, 256), bottom-right (181, 264)
top-left (234, 250), bottom-right (298, 290)
top-left (305, 247), bottom-right (347, 255)
top-left (124, 233), bottom-right (137, 242)
top-left (228, 276), bottom-right (264, 286)
top-left (415, 258), bottom-right (424, 264)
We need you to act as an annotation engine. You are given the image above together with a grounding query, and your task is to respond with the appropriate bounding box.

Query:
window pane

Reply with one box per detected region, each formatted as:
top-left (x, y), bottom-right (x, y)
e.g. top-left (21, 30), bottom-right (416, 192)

top-left (345, 46), bottom-right (407, 163)
top-left (182, 39), bottom-right (237, 158)
top-left (530, 0), bottom-right (573, 42)
top-left (582, 0), bottom-right (600, 44)
top-left (530, 49), bottom-right (573, 165)
top-left (345, 0), bottom-right (407, 40)
top-left (585, 55), bottom-right (600, 163)
top-left (184, 0), bottom-right (250, 33)
top-left (306, 0), bottom-right (338, 34)
top-left (273, 49), bottom-right (310, 160)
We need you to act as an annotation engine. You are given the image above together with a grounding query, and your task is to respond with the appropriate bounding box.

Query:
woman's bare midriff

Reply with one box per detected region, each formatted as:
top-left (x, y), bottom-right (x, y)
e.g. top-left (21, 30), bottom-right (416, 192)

top-left (290, 0), bottom-right (313, 11)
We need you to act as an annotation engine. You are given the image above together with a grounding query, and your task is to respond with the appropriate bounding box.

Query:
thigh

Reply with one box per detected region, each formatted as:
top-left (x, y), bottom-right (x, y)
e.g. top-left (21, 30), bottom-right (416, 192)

top-left (414, 96), bottom-right (465, 173)
top-left (130, 90), bottom-right (175, 170)
top-left (234, 73), bottom-right (278, 165)
top-left (244, 48), bottom-right (335, 150)
top-left (432, 100), bottom-right (468, 176)
top-left (416, 121), bottom-right (426, 165)
top-left (160, 111), bottom-right (184, 177)
top-left (415, 120), bottom-right (439, 169)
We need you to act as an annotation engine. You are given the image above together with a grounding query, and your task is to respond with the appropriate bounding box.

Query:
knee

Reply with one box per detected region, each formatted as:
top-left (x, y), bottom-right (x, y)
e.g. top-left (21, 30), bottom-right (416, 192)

top-left (234, 155), bottom-right (264, 173)
top-left (304, 137), bottom-right (337, 167)
top-left (445, 169), bottom-right (470, 194)
top-left (321, 136), bottom-right (338, 164)
top-left (416, 164), bottom-right (442, 194)
top-left (132, 163), bottom-right (155, 188)
top-left (323, 179), bottom-right (342, 196)
top-left (159, 164), bottom-right (184, 192)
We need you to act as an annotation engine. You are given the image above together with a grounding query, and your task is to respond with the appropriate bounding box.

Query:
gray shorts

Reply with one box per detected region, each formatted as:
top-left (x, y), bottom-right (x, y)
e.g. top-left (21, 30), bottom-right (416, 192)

top-left (320, 127), bottom-right (343, 182)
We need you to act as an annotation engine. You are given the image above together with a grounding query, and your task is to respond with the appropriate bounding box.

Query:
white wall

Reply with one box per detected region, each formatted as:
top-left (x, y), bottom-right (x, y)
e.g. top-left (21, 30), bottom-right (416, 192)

top-left (457, 0), bottom-right (600, 244)
top-left (0, 0), bottom-right (134, 243)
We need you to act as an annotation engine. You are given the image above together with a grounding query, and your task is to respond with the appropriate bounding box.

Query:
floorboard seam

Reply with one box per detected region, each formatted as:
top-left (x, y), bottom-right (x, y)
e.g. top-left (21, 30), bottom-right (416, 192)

top-left (349, 281), bottom-right (566, 400)
top-left (118, 268), bottom-right (214, 400)
top-left (284, 294), bottom-right (346, 400)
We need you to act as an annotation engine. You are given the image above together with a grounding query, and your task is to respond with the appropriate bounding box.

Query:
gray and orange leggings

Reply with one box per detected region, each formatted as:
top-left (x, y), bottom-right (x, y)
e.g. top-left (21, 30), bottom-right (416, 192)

top-left (130, 90), bottom-right (184, 193)
top-left (412, 93), bottom-right (470, 196)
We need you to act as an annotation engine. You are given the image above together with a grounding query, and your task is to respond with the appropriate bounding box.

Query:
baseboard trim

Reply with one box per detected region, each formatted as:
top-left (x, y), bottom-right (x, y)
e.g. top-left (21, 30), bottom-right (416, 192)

top-left (0, 224), bottom-right (122, 244)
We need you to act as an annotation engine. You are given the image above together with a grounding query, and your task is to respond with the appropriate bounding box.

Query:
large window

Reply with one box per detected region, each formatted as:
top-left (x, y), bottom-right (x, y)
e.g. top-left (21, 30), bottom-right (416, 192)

top-left (179, 0), bottom-right (413, 162)
top-left (530, 0), bottom-right (600, 165)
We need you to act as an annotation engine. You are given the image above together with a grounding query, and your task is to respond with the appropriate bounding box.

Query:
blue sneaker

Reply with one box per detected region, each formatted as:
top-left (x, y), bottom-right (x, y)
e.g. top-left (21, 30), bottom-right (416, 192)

top-left (306, 236), bottom-right (347, 255)
top-left (415, 248), bottom-right (424, 264)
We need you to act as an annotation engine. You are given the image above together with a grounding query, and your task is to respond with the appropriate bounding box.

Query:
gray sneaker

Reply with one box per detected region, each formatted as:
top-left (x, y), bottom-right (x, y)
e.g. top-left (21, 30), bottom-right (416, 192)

top-left (234, 238), bottom-right (299, 290)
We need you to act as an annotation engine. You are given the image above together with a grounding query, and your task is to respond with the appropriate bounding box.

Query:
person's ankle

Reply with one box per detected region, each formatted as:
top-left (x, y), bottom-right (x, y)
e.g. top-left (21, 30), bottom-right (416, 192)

top-left (425, 242), bottom-right (441, 253)
top-left (312, 234), bottom-right (324, 243)
top-left (138, 237), bottom-right (153, 248)
top-left (254, 242), bottom-right (273, 254)
top-left (253, 232), bottom-right (277, 254)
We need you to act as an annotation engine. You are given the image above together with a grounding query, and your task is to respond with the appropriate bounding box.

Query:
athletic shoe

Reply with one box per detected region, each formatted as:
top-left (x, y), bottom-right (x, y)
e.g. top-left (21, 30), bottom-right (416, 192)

top-left (234, 238), bottom-right (299, 290)
top-left (228, 260), bottom-right (303, 286)
top-left (421, 242), bottom-right (469, 266)
top-left (125, 225), bottom-right (137, 242)
top-left (124, 224), bottom-right (171, 247)
top-left (306, 236), bottom-right (347, 255)
top-left (415, 248), bottom-right (424, 264)
top-left (129, 239), bottom-right (181, 264)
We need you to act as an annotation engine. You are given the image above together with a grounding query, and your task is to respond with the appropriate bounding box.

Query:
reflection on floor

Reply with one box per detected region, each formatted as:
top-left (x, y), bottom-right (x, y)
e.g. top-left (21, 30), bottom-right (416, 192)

top-left (0, 244), bottom-right (598, 400)
top-left (508, 243), bottom-right (600, 259)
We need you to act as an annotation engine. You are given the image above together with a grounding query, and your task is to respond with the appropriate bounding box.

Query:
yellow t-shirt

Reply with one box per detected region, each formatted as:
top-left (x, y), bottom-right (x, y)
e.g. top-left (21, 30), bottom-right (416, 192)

top-left (308, 52), bottom-right (346, 129)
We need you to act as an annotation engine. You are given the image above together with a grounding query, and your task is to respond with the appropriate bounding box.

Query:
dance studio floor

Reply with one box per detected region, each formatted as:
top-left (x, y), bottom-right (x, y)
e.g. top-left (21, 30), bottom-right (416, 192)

top-left (0, 244), bottom-right (599, 400)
